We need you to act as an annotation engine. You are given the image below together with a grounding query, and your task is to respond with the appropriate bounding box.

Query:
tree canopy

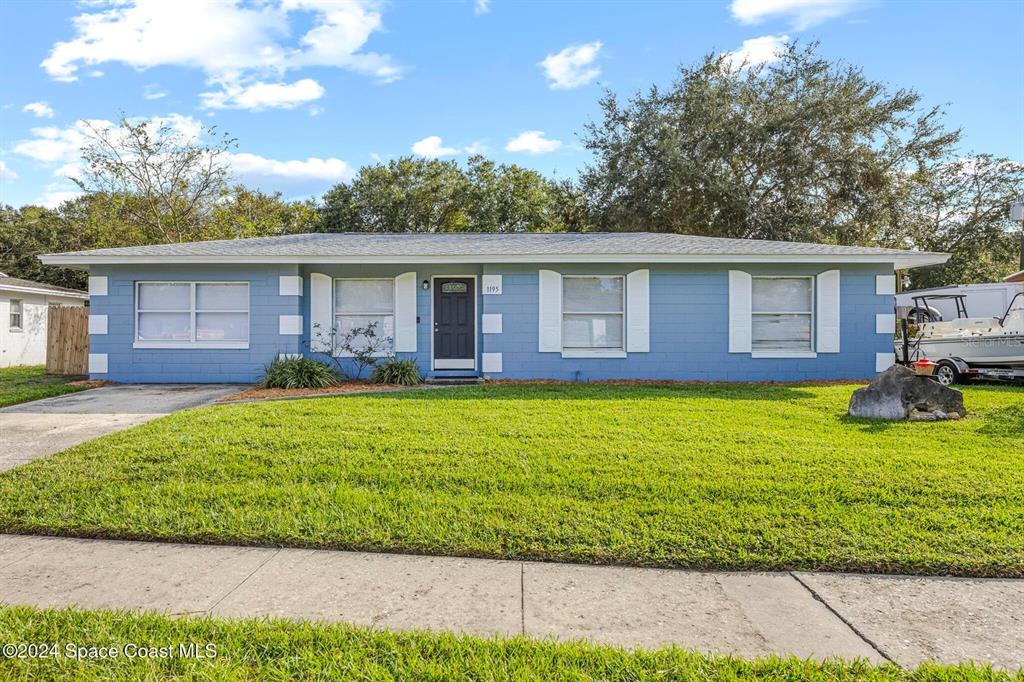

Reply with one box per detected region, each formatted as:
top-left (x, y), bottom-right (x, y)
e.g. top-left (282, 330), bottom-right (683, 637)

top-left (318, 155), bottom-right (588, 233)
top-left (2, 43), bottom-right (1021, 291)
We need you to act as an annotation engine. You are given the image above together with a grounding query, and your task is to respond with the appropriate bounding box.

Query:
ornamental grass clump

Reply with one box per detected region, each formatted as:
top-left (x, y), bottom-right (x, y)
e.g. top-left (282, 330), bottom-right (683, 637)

top-left (371, 358), bottom-right (422, 385)
top-left (260, 357), bottom-right (341, 389)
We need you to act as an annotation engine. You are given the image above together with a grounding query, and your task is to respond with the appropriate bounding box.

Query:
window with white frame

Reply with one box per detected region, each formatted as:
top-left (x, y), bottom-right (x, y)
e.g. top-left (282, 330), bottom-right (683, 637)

top-left (562, 276), bottom-right (625, 351)
top-left (334, 279), bottom-right (395, 350)
top-left (751, 277), bottom-right (814, 352)
top-left (9, 299), bottom-right (23, 331)
top-left (135, 282), bottom-right (249, 347)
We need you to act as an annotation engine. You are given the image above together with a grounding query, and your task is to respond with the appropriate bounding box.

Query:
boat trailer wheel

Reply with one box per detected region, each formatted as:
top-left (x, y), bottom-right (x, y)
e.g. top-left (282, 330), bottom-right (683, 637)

top-left (933, 361), bottom-right (959, 386)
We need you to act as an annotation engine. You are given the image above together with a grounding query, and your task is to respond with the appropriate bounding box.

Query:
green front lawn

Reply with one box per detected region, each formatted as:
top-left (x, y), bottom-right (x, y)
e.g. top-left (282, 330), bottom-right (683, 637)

top-left (0, 365), bottom-right (90, 408)
top-left (0, 383), bottom-right (1021, 576)
top-left (0, 605), bottom-right (1007, 681)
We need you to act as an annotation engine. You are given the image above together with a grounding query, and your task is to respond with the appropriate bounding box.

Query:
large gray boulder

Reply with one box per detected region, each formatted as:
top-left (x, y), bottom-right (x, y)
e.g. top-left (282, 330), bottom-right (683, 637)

top-left (848, 364), bottom-right (967, 421)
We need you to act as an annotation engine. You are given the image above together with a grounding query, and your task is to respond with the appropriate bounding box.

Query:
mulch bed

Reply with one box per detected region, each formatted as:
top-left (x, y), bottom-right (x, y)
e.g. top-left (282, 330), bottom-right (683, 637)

top-left (219, 381), bottom-right (413, 403)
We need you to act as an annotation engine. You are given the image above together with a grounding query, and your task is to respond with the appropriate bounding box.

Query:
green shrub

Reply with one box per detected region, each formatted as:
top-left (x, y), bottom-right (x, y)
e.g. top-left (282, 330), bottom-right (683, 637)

top-left (261, 356), bottom-right (340, 389)
top-left (371, 358), bottom-right (421, 385)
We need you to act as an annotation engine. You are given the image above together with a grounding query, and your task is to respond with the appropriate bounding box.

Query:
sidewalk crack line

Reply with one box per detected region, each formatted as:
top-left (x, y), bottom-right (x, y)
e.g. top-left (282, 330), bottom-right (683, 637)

top-left (789, 571), bottom-right (895, 664)
top-left (520, 563), bottom-right (526, 635)
top-left (207, 548), bottom-right (281, 614)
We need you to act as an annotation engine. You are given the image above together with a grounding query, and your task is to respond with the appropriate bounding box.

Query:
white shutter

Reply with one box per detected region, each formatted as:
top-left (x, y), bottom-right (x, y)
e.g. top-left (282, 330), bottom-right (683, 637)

top-left (728, 270), bottom-right (752, 353)
top-left (310, 273), bottom-right (333, 353)
top-left (394, 272), bottom-right (418, 352)
top-left (626, 269), bottom-right (650, 353)
top-left (816, 269), bottom-right (841, 353)
top-left (538, 269), bottom-right (562, 352)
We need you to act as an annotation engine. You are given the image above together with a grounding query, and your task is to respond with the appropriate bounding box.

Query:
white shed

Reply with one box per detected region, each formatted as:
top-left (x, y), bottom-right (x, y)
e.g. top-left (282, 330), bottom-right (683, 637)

top-left (0, 274), bottom-right (88, 368)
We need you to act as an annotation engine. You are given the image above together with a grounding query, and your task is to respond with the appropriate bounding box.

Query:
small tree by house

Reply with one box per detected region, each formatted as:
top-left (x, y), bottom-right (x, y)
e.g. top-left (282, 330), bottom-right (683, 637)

top-left (307, 321), bottom-right (394, 380)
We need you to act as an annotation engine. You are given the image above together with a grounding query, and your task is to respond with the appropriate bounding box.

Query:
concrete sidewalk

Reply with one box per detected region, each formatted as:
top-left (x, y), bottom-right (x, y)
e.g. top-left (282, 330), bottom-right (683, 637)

top-left (0, 535), bottom-right (1020, 671)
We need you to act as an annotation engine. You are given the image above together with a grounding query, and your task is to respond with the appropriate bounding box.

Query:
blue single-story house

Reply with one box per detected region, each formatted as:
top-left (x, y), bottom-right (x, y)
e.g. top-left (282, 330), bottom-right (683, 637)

top-left (39, 232), bottom-right (949, 384)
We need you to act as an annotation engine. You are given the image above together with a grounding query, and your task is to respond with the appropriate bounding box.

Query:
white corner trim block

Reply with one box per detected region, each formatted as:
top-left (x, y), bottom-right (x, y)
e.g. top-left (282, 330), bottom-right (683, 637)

top-left (482, 274), bottom-right (503, 295)
top-left (279, 275), bottom-right (303, 296)
top-left (875, 352), bottom-right (896, 372)
top-left (87, 314), bottom-right (108, 335)
top-left (482, 352), bottom-right (503, 373)
top-left (279, 314), bottom-right (303, 335)
top-left (538, 269), bottom-right (562, 352)
top-left (626, 269), bottom-right (650, 353)
top-left (88, 353), bottom-right (108, 374)
top-left (394, 272), bottom-right (418, 353)
top-left (481, 313), bottom-right (503, 334)
top-left (88, 276), bottom-right (108, 296)
top-left (816, 269), bottom-right (841, 353)
top-left (876, 275), bottom-right (896, 296)
top-left (309, 273), bottom-right (333, 352)
top-left (728, 270), bottom-right (752, 353)
top-left (876, 313), bottom-right (896, 335)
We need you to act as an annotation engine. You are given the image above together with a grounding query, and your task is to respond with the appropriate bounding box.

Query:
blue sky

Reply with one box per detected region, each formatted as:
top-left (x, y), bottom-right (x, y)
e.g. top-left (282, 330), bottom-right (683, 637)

top-left (1, 0), bottom-right (1022, 209)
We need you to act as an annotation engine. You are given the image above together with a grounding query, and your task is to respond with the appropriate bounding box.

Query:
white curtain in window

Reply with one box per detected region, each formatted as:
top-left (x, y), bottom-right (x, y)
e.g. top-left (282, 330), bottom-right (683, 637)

top-left (752, 278), bottom-right (813, 352)
top-left (752, 278), bottom-right (812, 312)
top-left (335, 279), bottom-right (395, 350)
top-left (335, 280), bottom-right (393, 313)
top-left (562, 276), bottom-right (624, 350)
top-left (136, 282), bottom-right (249, 344)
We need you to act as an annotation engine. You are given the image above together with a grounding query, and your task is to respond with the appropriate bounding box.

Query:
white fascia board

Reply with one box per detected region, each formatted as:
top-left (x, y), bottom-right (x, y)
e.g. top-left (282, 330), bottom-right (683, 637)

top-left (38, 253), bottom-right (951, 268)
top-left (0, 284), bottom-right (89, 299)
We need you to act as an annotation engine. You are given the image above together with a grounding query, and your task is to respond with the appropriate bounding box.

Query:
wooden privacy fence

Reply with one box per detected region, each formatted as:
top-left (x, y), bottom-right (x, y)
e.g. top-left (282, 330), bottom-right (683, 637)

top-left (46, 306), bottom-right (89, 375)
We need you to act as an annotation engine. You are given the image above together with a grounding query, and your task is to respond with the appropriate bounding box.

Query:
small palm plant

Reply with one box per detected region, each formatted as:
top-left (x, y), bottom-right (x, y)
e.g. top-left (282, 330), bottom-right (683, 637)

top-left (261, 356), bottom-right (341, 389)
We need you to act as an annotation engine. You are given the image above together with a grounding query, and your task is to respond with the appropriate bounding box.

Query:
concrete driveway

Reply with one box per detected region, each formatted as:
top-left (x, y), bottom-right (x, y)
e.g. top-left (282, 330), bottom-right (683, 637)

top-left (0, 384), bottom-right (241, 472)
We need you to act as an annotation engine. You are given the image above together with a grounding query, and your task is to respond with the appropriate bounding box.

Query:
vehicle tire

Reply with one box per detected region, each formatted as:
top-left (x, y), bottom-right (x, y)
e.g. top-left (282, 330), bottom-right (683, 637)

top-left (934, 361), bottom-right (959, 386)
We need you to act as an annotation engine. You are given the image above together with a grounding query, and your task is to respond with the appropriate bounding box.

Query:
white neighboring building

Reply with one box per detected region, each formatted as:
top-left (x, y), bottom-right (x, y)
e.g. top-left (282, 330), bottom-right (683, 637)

top-left (0, 273), bottom-right (88, 368)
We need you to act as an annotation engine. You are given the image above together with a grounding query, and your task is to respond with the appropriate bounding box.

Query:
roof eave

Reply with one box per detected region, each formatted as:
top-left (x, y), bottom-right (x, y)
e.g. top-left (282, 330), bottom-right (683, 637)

top-left (0, 283), bottom-right (89, 298)
top-left (39, 252), bottom-right (950, 269)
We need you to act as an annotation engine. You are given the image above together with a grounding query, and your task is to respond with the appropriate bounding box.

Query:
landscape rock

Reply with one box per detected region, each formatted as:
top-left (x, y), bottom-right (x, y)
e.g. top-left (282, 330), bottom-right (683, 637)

top-left (849, 364), bottom-right (966, 421)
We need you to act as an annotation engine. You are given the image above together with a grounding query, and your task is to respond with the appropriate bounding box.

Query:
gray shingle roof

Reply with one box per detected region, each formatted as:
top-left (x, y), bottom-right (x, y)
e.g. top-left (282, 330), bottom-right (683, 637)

top-left (40, 231), bottom-right (946, 263)
top-left (0, 275), bottom-right (88, 297)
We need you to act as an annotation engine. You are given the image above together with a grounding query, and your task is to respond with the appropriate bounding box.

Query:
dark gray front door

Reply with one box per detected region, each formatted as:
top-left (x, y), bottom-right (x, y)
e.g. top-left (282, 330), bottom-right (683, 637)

top-left (433, 278), bottom-right (475, 369)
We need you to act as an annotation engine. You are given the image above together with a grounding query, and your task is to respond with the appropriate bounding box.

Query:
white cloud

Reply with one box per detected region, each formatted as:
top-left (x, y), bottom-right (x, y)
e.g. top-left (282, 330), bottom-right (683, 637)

top-left (539, 41), bottom-right (602, 90)
top-left (12, 115), bottom-right (200, 171)
top-left (504, 130), bottom-right (563, 155)
top-left (200, 78), bottom-right (325, 110)
top-left (411, 135), bottom-right (460, 159)
top-left (464, 140), bottom-right (489, 155)
top-left (474, 0), bottom-right (491, 15)
top-left (41, 0), bottom-right (400, 110)
top-left (731, 0), bottom-right (862, 30)
top-left (722, 34), bottom-right (789, 71)
top-left (12, 113), bottom-right (351, 199)
top-left (0, 161), bottom-right (18, 181)
top-left (39, 184), bottom-right (83, 209)
top-left (229, 152), bottom-right (353, 188)
top-left (22, 102), bottom-right (55, 118)
top-left (143, 83), bottom-right (167, 100)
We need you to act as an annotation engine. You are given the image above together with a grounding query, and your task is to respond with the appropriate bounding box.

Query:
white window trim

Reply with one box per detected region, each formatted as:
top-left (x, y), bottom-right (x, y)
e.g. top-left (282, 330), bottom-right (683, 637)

top-left (750, 275), bottom-right (816, 359)
top-left (9, 299), bottom-right (23, 332)
top-left (560, 274), bottom-right (627, 357)
top-left (133, 281), bottom-right (250, 349)
top-left (334, 277), bottom-right (396, 358)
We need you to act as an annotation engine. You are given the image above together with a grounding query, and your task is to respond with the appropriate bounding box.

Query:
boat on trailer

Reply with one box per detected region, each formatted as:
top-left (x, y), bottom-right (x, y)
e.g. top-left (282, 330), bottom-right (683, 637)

top-left (896, 292), bottom-right (1024, 385)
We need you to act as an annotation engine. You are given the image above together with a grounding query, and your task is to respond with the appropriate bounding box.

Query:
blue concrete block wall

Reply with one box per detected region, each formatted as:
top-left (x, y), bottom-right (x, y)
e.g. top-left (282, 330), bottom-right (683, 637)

top-left (87, 261), bottom-right (893, 383)
top-left (88, 264), bottom-right (302, 383)
top-left (480, 262), bottom-right (893, 382)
